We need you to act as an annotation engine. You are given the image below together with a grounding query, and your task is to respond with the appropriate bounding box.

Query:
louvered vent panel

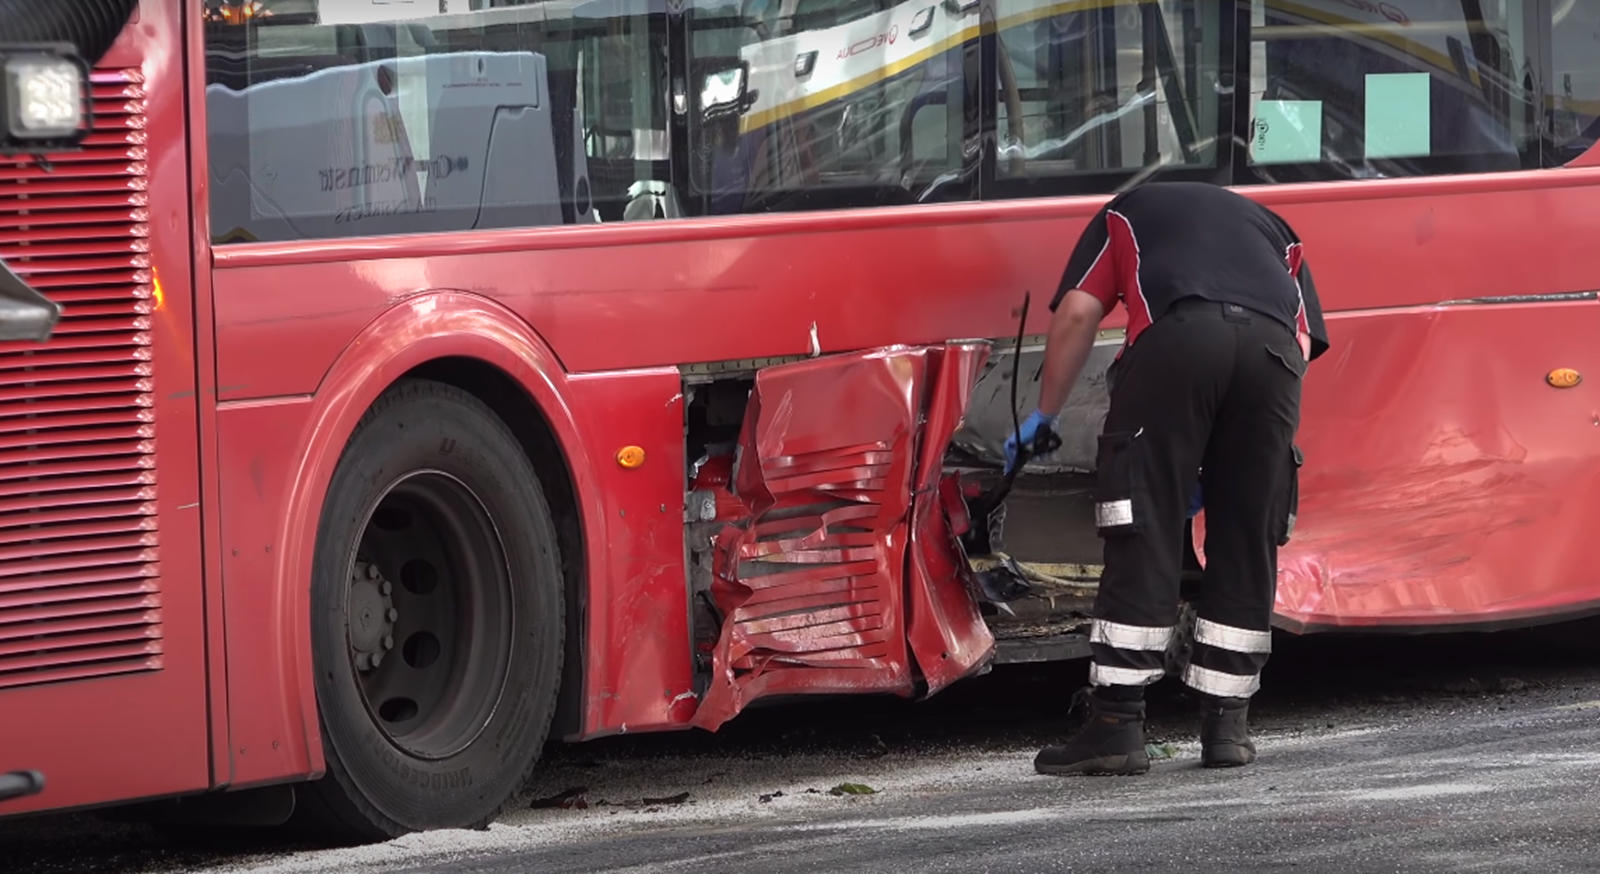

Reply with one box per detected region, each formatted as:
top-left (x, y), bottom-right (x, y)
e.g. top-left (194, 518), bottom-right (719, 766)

top-left (0, 68), bottom-right (163, 689)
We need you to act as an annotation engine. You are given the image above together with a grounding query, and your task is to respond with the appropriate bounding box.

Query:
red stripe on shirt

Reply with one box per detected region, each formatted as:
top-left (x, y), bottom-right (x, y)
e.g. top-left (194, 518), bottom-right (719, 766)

top-left (1284, 242), bottom-right (1308, 334)
top-left (1108, 210), bottom-right (1152, 348)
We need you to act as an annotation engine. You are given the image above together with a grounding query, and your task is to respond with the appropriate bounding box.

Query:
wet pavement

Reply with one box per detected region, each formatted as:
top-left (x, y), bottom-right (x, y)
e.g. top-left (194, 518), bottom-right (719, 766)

top-left (7, 621), bottom-right (1600, 873)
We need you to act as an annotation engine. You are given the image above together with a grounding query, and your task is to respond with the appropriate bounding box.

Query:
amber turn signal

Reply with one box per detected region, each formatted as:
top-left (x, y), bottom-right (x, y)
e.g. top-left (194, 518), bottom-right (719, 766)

top-left (1547, 368), bottom-right (1582, 389)
top-left (616, 445), bottom-right (646, 468)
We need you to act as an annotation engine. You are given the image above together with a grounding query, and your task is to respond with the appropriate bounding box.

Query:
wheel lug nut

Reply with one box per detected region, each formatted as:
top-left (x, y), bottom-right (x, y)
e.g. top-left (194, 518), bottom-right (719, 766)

top-left (387, 608), bottom-right (399, 622)
top-left (366, 564), bottom-right (381, 580)
top-left (380, 581), bottom-right (392, 596)
top-left (371, 651), bottom-right (384, 668)
top-left (383, 635), bottom-right (394, 650)
top-left (355, 652), bottom-right (370, 671)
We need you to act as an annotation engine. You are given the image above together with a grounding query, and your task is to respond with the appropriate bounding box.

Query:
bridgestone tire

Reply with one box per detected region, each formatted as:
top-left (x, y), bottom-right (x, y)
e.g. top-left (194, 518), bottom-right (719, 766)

top-left (301, 379), bottom-right (564, 840)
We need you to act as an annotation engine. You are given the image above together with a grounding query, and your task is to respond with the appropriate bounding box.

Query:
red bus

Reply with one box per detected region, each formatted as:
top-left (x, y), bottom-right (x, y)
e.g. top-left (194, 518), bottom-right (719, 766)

top-left (4, 0), bottom-right (1600, 841)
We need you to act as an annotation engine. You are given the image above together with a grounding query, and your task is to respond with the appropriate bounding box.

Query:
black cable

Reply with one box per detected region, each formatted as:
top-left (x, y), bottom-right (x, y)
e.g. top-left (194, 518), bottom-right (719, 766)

top-left (1010, 290), bottom-right (1029, 455)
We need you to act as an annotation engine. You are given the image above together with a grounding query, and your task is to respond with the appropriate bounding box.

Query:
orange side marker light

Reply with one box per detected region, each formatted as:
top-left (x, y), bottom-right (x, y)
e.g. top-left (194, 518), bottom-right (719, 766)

top-left (1547, 368), bottom-right (1582, 389)
top-left (616, 445), bottom-right (646, 469)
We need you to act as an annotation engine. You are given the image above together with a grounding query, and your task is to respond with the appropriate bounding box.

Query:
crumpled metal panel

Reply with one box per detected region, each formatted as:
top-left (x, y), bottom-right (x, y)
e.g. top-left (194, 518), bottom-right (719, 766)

top-left (1193, 301), bottom-right (1600, 631)
top-left (693, 344), bottom-right (993, 730)
top-left (906, 343), bottom-right (996, 695)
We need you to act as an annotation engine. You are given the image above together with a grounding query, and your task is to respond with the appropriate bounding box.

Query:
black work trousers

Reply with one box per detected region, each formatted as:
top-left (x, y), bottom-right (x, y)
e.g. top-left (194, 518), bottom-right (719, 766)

top-left (1086, 298), bottom-right (1303, 700)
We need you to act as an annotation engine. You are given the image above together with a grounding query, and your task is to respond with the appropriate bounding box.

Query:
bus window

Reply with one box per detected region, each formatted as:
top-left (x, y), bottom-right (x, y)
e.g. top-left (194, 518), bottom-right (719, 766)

top-left (988, 0), bottom-right (1230, 197)
top-left (572, 10), bottom-right (675, 221)
top-left (203, 0), bottom-right (669, 244)
top-left (682, 0), bottom-right (974, 215)
top-left (1242, 0), bottom-right (1538, 183)
top-left (1546, 0), bottom-right (1600, 165)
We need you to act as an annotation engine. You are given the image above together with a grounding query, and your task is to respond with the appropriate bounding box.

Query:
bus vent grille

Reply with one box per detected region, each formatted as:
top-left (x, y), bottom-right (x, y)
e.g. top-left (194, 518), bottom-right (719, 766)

top-left (0, 67), bottom-right (163, 689)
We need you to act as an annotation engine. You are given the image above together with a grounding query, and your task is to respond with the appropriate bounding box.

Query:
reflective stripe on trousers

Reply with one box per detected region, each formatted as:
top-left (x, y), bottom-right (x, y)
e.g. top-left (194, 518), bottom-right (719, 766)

top-left (1088, 618), bottom-right (1173, 688)
top-left (1184, 618), bottom-right (1272, 698)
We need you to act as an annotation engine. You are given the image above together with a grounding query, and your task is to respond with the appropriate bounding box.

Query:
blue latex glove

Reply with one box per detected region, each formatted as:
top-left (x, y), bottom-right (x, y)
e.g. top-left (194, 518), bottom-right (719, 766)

top-left (1187, 480), bottom-right (1204, 518)
top-left (1005, 409), bottom-right (1058, 475)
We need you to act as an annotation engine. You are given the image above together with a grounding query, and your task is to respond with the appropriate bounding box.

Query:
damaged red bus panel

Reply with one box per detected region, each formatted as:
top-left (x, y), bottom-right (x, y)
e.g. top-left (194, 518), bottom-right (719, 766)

top-left (689, 343), bottom-right (997, 730)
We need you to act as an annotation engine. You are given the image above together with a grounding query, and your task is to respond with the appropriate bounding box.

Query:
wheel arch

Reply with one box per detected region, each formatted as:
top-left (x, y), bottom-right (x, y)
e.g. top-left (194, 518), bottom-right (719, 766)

top-left (272, 292), bottom-right (602, 775)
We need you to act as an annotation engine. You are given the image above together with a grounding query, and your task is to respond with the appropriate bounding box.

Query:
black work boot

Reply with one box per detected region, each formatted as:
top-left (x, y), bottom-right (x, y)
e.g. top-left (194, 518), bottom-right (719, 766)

top-left (1200, 695), bottom-right (1256, 767)
top-left (1034, 690), bottom-right (1150, 776)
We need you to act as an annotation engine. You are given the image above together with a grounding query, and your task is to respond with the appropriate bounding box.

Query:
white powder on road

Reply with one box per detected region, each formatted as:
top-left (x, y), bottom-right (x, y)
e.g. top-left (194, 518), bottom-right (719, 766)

top-left (1351, 782), bottom-right (1494, 802)
top-left (198, 706), bottom-right (1582, 874)
top-left (206, 751), bottom-right (1050, 874)
top-left (201, 728), bottom-right (1365, 873)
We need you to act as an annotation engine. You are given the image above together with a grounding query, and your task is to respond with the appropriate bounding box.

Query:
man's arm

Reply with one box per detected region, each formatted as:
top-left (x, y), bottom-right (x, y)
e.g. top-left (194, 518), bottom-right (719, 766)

top-left (1004, 205), bottom-right (1122, 473)
top-left (1036, 289), bottom-right (1107, 416)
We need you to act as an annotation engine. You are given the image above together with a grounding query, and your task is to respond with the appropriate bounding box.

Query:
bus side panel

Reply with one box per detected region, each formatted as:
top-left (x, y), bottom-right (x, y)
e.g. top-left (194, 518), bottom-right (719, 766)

top-left (213, 396), bottom-right (321, 785)
top-left (1252, 177), bottom-right (1600, 316)
top-left (560, 370), bottom-right (696, 736)
top-left (1199, 300), bottom-right (1600, 631)
top-left (211, 170), bottom-right (1600, 392)
top-left (208, 202), bottom-right (1109, 392)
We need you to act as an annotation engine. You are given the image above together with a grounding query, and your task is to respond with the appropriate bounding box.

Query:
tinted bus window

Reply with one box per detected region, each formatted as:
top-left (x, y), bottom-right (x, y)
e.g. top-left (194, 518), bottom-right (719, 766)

top-left (1242, 0), bottom-right (1539, 183)
top-left (989, 0), bottom-right (1231, 196)
top-left (203, 0), bottom-right (670, 244)
top-left (1546, 1), bottom-right (1600, 165)
top-left (682, 0), bottom-right (974, 215)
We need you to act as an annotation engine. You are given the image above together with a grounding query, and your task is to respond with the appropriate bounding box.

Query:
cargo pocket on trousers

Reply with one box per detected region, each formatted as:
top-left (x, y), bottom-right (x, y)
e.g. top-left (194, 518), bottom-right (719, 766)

top-left (1093, 429), bottom-right (1145, 538)
top-left (1266, 343), bottom-right (1308, 379)
top-left (1277, 444), bottom-right (1303, 546)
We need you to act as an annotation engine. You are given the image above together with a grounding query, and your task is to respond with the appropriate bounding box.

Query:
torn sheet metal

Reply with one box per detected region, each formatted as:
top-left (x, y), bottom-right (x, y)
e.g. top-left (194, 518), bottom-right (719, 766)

top-left (906, 343), bottom-right (997, 696)
top-left (691, 344), bottom-right (994, 730)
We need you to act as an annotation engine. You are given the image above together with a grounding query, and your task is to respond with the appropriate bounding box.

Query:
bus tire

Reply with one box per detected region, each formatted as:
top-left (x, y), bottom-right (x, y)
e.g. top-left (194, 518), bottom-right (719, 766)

top-left (300, 378), bottom-right (564, 840)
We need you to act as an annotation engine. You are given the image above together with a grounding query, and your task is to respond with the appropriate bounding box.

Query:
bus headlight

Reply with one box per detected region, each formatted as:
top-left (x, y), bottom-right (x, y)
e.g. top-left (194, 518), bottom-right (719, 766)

top-left (1, 48), bottom-right (89, 147)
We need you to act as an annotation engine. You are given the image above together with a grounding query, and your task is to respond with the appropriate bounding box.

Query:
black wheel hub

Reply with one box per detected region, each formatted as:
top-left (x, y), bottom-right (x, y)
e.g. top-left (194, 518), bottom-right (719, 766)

top-left (348, 561), bottom-right (396, 672)
top-left (344, 471), bottom-right (516, 761)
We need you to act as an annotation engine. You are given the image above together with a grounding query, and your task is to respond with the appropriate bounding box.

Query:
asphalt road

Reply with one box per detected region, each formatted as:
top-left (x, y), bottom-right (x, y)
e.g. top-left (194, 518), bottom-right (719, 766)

top-left (8, 622), bottom-right (1600, 873)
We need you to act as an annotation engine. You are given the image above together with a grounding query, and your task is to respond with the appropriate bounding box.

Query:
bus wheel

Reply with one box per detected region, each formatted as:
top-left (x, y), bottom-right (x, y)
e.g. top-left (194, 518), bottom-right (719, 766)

top-left (301, 378), bottom-right (564, 840)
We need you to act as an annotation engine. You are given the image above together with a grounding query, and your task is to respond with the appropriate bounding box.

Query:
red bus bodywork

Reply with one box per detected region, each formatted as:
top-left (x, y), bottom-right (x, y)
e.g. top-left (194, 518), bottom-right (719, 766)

top-left (4, 1), bottom-right (1600, 821)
